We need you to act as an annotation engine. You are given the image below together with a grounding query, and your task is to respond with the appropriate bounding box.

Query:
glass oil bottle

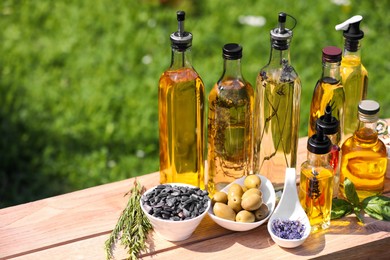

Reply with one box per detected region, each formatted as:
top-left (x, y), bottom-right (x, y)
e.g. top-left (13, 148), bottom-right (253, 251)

top-left (207, 43), bottom-right (254, 196)
top-left (340, 100), bottom-right (387, 201)
top-left (254, 12), bottom-right (301, 191)
top-left (316, 104), bottom-right (340, 198)
top-left (158, 11), bottom-right (205, 188)
top-left (308, 46), bottom-right (345, 144)
top-left (299, 125), bottom-right (334, 232)
top-left (336, 15), bottom-right (368, 142)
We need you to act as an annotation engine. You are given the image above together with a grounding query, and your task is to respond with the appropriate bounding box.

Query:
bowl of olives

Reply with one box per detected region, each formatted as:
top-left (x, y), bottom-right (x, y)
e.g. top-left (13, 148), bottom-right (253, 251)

top-left (140, 183), bottom-right (211, 241)
top-left (208, 174), bottom-right (276, 232)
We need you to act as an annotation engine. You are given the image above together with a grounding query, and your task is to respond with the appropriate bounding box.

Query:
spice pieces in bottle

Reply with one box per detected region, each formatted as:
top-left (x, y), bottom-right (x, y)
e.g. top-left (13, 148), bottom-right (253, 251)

top-left (299, 125), bottom-right (334, 232)
top-left (158, 11), bottom-right (205, 188)
top-left (207, 43), bottom-right (254, 196)
top-left (254, 12), bottom-right (301, 190)
top-left (336, 15), bottom-right (368, 142)
top-left (340, 100), bottom-right (387, 201)
top-left (316, 104), bottom-right (341, 198)
top-left (308, 46), bottom-right (345, 144)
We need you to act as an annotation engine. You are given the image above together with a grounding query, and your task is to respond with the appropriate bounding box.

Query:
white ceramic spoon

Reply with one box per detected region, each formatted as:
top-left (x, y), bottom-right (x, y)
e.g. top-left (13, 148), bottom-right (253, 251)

top-left (267, 168), bottom-right (311, 248)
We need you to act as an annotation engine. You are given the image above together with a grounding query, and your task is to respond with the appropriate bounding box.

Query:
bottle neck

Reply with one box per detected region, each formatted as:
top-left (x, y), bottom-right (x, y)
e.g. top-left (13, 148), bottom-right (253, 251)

top-left (170, 47), bottom-right (193, 69)
top-left (343, 38), bottom-right (362, 55)
top-left (307, 151), bottom-right (330, 167)
top-left (326, 133), bottom-right (339, 146)
top-left (321, 61), bottom-right (341, 82)
top-left (221, 58), bottom-right (243, 80)
top-left (354, 112), bottom-right (379, 142)
top-left (268, 43), bottom-right (291, 67)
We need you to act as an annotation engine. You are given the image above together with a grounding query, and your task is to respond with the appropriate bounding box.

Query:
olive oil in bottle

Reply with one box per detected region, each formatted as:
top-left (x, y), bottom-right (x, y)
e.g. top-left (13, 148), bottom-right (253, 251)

top-left (254, 12), bottom-right (301, 190)
top-left (308, 46), bottom-right (345, 144)
top-left (158, 11), bottom-right (205, 188)
top-left (207, 43), bottom-right (254, 196)
top-left (340, 100), bottom-right (387, 201)
top-left (299, 125), bottom-right (334, 232)
top-left (335, 15), bottom-right (368, 142)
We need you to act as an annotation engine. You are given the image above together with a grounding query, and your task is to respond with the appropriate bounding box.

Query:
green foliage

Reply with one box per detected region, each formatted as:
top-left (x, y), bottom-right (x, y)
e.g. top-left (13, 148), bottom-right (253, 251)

top-left (1, 0), bottom-right (390, 207)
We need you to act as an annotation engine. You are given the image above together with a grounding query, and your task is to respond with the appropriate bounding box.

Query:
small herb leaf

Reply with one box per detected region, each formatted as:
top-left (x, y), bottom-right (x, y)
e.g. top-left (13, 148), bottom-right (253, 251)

top-left (344, 178), bottom-right (360, 206)
top-left (331, 198), bottom-right (353, 219)
top-left (362, 195), bottom-right (390, 221)
top-left (354, 206), bottom-right (364, 223)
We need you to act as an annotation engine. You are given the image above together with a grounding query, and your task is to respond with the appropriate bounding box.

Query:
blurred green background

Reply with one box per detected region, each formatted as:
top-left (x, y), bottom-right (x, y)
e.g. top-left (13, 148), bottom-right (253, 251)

top-left (1, 0), bottom-right (390, 207)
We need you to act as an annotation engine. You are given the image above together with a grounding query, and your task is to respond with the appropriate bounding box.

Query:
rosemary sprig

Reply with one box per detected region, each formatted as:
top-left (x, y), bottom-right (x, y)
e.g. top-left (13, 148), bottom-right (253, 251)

top-left (105, 180), bottom-right (152, 260)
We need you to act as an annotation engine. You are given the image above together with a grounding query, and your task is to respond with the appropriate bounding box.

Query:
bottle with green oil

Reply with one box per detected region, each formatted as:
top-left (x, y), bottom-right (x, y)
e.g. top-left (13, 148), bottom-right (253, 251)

top-left (253, 12), bottom-right (301, 191)
top-left (158, 11), bottom-right (205, 188)
top-left (336, 15), bottom-right (368, 142)
top-left (207, 43), bottom-right (254, 196)
top-left (335, 15), bottom-right (368, 141)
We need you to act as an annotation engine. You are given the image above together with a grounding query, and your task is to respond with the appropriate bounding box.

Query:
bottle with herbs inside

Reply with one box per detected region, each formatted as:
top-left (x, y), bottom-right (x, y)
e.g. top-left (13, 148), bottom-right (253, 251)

top-left (253, 12), bottom-right (301, 191)
top-left (207, 43), bottom-right (254, 196)
top-left (340, 100), bottom-right (387, 201)
top-left (308, 46), bottom-right (345, 144)
top-left (299, 124), bottom-right (334, 232)
top-left (316, 104), bottom-right (340, 198)
top-left (158, 11), bottom-right (205, 188)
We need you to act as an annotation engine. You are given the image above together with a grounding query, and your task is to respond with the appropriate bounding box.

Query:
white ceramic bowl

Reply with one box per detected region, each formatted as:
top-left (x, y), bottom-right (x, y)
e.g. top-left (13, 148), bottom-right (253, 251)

top-left (140, 183), bottom-right (211, 241)
top-left (208, 175), bottom-right (276, 232)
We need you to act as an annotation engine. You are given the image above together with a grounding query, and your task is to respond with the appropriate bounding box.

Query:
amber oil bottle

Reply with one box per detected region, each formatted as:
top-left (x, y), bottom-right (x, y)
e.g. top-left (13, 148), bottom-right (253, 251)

top-left (340, 100), bottom-right (387, 201)
top-left (207, 43), bottom-right (254, 196)
top-left (299, 125), bottom-right (334, 232)
top-left (158, 11), bottom-right (205, 188)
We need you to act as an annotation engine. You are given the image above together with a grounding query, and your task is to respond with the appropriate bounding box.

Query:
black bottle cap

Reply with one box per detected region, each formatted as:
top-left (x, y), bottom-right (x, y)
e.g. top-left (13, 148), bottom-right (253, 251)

top-left (358, 100), bottom-right (380, 115)
top-left (170, 11), bottom-right (192, 50)
top-left (307, 125), bottom-right (332, 154)
top-left (317, 104), bottom-right (339, 135)
top-left (222, 43), bottom-right (242, 60)
top-left (322, 46), bottom-right (342, 63)
top-left (335, 15), bottom-right (364, 52)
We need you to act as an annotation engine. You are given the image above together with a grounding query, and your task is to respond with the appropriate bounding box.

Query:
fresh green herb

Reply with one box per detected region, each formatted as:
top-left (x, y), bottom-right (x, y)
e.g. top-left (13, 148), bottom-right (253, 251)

top-left (105, 180), bottom-right (152, 260)
top-left (331, 178), bottom-right (390, 223)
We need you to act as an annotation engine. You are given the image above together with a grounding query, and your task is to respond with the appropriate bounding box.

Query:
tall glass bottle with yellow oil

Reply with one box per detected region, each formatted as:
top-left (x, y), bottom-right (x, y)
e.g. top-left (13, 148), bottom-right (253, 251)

top-left (308, 46), bottom-right (345, 144)
top-left (254, 12), bottom-right (301, 191)
top-left (340, 100), bottom-right (387, 201)
top-left (335, 15), bottom-right (368, 142)
top-left (158, 11), bottom-right (205, 188)
top-left (207, 43), bottom-right (254, 196)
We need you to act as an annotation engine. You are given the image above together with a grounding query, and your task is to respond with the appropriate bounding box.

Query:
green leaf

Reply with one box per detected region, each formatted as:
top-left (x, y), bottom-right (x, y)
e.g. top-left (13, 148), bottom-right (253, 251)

top-left (362, 196), bottom-right (390, 221)
top-left (354, 206), bottom-right (364, 223)
top-left (331, 198), bottom-right (353, 219)
top-left (344, 178), bottom-right (360, 206)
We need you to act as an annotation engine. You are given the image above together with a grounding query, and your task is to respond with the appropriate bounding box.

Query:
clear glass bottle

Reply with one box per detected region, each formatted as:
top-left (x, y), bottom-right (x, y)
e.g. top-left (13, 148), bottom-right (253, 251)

top-left (158, 11), bottom-right (205, 188)
top-left (340, 100), bottom-right (387, 201)
top-left (299, 125), bottom-right (334, 232)
top-left (317, 104), bottom-right (341, 198)
top-left (254, 12), bottom-right (301, 191)
top-left (207, 43), bottom-right (254, 196)
top-left (308, 46), bottom-right (345, 144)
top-left (336, 15), bottom-right (368, 142)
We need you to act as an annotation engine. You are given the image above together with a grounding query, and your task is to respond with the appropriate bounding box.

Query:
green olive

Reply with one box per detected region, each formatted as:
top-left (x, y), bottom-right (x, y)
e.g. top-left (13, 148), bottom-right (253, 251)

top-left (253, 203), bottom-right (269, 221)
top-left (242, 188), bottom-right (262, 200)
top-left (241, 194), bottom-right (262, 211)
top-left (212, 191), bottom-right (228, 204)
top-left (227, 195), bottom-right (242, 213)
top-left (236, 210), bottom-right (255, 223)
top-left (227, 183), bottom-right (243, 200)
top-left (213, 202), bottom-right (236, 221)
top-left (244, 175), bottom-right (261, 189)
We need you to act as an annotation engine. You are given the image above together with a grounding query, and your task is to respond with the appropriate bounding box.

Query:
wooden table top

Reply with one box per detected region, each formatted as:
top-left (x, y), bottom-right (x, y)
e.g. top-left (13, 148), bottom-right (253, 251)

top-left (1, 136), bottom-right (390, 260)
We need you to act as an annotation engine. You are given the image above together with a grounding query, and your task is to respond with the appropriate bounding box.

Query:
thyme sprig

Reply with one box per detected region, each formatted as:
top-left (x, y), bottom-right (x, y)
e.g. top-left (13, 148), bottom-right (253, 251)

top-left (105, 180), bottom-right (152, 260)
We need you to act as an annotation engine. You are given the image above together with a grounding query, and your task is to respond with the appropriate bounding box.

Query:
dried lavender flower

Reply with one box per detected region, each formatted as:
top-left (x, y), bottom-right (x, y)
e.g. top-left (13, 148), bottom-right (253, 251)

top-left (271, 218), bottom-right (306, 240)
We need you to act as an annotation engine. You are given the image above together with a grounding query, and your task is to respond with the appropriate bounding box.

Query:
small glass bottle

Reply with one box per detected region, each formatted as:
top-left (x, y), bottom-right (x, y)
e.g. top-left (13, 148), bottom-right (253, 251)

top-left (308, 46), bottom-right (345, 144)
top-left (158, 11), bottom-right (205, 188)
top-left (340, 100), bottom-right (387, 201)
top-left (316, 104), bottom-right (340, 198)
top-left (207, 43), bottom-right (254, 196)
top-left (336, 15), bottom-right (368, 142)
top-left (254, 12), bottom-right (301, 191)
top-left (299, 125), bottom-right (334, 232)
